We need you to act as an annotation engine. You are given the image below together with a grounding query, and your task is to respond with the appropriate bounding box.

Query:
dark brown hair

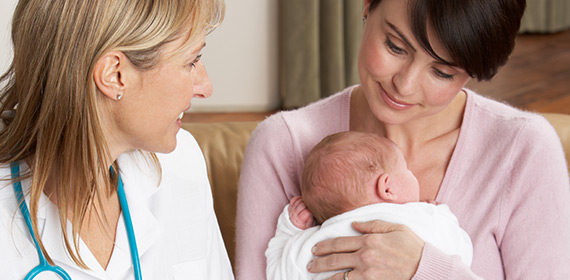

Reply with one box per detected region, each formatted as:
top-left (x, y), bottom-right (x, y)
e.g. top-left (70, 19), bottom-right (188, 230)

top-left (369, 0), bottom-right (526, 81)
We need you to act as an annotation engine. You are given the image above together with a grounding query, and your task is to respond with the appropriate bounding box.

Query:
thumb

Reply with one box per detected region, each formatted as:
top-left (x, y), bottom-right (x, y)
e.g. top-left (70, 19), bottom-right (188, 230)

top-left (352, 220), bottom-right (404, 234)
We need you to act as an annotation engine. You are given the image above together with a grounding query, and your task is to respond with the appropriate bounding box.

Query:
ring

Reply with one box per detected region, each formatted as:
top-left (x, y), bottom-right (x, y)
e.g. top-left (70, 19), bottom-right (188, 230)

top-left (343, 269), bottom-right (351, 280)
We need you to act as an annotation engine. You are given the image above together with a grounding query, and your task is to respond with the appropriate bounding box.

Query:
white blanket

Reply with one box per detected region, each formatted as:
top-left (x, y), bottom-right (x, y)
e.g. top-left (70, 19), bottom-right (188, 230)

top-left (266, 202), bottom-right (473, 280)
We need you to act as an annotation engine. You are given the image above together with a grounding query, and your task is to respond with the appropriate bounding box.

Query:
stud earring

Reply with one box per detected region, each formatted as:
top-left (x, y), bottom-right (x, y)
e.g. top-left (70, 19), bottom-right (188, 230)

top-left (117, 94), bottom-right (123, 101)
top-left (363, 16), bottom-right (367, 23)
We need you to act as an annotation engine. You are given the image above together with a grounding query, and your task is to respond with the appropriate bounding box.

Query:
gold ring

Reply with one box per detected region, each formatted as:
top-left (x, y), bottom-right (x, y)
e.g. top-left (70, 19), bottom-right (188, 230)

top-left (343, 269), bottom-right (351, 280)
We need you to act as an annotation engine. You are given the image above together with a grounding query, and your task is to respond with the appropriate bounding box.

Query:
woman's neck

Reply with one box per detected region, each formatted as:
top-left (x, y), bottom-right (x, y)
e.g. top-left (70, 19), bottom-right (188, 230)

top-left (42, 165), bottom-right (121, 269)
top-left (350, 86), bottom-right (467, 149)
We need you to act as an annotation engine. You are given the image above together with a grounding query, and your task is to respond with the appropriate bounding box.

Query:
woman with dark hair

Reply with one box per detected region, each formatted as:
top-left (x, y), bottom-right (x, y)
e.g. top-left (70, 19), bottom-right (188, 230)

top-left (236, 0), bottom-right (570, 279)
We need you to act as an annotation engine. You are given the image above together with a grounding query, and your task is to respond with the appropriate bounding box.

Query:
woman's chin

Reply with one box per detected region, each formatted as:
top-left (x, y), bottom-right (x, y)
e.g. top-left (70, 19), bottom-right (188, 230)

top-left (147, 136), bottom-right (178, 154)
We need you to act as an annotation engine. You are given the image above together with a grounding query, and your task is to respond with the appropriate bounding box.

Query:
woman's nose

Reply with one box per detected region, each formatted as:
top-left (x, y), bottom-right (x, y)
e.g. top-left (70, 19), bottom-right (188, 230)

top-left (392, 63), bottom-right (420, 96)
top-left (193, 61), bottom-right (213, 99)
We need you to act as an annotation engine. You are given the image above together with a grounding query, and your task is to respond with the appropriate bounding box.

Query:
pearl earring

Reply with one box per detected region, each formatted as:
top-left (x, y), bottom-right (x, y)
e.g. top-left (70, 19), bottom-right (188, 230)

top-left (117, 94), bottom-right (123, 101)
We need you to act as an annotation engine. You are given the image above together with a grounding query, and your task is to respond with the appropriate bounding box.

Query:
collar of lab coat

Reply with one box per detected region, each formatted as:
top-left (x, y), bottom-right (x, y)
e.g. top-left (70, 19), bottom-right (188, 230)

top-left (33, 151), bottom-right (162, 278)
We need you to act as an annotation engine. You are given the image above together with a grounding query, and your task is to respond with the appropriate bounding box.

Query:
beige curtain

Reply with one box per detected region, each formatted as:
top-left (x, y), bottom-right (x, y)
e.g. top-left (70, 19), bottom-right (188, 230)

top-left (279, 0), bottom-right (363, 109)
top-left (519, 0), bottom-right (570, 33)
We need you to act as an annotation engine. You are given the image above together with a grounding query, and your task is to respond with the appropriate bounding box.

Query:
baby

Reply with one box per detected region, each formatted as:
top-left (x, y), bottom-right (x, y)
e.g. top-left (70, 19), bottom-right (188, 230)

top-left (266, 131), bottom-right (473, 280)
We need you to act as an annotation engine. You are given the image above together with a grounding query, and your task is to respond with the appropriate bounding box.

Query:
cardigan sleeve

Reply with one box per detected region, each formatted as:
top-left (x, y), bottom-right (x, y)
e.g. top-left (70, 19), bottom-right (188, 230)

top-left (413, 243), bottom-right (482, 279)
top-left (498, 116), bottom-right (570, 279)
top-left (235, 115), bottom-right (301, 280)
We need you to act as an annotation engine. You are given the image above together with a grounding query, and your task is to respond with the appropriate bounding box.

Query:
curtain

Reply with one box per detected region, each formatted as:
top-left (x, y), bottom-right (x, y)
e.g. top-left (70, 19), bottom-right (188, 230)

top-left (279, 0), bottom-right (363, 109)
top-left (519, 0), bottom-right (570, 33)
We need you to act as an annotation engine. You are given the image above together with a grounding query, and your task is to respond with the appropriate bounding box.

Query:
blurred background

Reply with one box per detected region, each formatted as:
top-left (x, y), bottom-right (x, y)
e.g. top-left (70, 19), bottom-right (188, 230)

top-left (1, 0), bottom-right (568, 120)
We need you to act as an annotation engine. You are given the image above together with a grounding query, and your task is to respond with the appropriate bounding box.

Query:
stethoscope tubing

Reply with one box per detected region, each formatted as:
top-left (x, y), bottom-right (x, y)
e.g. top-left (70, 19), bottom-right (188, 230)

top-left (11, 162), bottom-right (72, 280)
top-left (116, 168), bottom-right (143, 280)
top-left (11, 162), bottom-right (142, 280)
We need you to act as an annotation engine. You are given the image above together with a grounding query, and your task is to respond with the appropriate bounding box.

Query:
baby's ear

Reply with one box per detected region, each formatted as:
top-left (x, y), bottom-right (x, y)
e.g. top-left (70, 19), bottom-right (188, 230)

top-left (376, 173), bottom-right (398, 202)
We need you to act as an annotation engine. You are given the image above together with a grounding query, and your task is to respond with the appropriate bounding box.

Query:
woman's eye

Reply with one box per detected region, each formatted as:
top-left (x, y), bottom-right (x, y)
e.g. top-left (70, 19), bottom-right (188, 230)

top-left (190, 54), bottom-right (202, 68)
top-left (433, 69), bottom-right (455, 80)
top-left (385, 38), bottom-right (406, 55)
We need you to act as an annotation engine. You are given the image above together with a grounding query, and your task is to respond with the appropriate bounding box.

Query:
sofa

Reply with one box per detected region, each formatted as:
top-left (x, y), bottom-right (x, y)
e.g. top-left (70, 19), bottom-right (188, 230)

top-left (181, 113), bottom-right (570, 269)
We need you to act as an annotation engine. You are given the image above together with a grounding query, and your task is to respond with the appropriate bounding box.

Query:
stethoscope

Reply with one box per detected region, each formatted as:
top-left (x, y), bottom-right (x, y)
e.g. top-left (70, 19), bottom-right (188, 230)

top-left (10, 162), bottom-right (143, 280)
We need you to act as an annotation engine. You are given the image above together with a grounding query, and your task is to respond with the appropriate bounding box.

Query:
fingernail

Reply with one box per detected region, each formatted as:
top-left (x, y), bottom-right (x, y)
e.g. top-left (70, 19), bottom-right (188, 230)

top-left (307, 260), bottom-right (313, 270)
top-left (311, 245), bottom-right (316, 254)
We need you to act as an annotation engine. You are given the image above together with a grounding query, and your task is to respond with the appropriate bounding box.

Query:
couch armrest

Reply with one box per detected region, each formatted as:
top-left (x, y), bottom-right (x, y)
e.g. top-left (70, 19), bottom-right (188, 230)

top-left (182, 121), bottom-right (259, 269)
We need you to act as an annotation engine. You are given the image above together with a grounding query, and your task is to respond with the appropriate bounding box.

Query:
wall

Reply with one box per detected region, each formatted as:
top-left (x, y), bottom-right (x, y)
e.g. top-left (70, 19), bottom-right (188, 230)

top-left (0, 0), bottom-right (279, 112)
top-left (195, 0), bottom-right (279, 112)
top-left (0, 1), bottom-right (16, 77)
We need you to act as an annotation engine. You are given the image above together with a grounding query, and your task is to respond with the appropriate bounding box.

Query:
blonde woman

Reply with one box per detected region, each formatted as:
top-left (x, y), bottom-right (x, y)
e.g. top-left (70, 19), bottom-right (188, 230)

top-left (0, 0), bottom-right (233, 279)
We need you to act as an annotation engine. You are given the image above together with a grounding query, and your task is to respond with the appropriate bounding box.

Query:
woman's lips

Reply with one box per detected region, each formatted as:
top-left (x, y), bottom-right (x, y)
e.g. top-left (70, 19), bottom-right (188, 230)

top-left (177, 104), bottom-right (192, 120)
top-left (379, 86), bottom-right (415, 110)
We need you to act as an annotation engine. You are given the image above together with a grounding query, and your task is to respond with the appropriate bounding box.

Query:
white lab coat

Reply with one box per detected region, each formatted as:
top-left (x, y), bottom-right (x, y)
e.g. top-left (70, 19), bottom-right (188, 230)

top-left (0, 130), bottom-right (234, 279)
top-left (266, 202), bottom-right (473, 280)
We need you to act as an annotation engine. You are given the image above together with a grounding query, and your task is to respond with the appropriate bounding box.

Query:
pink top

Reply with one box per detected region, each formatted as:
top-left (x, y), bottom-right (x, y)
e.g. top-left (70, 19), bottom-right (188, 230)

top-left (236, 86), bottom-right (570, 279)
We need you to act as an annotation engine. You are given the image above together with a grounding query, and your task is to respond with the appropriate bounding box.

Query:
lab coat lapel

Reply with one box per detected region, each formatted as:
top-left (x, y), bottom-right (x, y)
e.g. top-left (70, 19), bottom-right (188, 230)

top-left (105, 152), bottom-right (161, 277)
top-left (39, 193), bottom-right (107, 278)
top-left (11, 163), bottom-right (104, 278)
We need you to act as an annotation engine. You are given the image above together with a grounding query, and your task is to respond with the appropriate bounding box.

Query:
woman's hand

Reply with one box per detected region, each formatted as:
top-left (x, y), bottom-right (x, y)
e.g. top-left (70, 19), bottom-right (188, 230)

top-left (288, 196), bottom-right (315, 229)
top-left (307, 220), bottom-right (424, 280)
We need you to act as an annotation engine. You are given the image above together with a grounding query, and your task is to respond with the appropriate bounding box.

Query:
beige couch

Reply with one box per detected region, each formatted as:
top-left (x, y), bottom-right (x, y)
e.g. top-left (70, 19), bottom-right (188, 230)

top-left (182, 113), bottom-right (570, 269)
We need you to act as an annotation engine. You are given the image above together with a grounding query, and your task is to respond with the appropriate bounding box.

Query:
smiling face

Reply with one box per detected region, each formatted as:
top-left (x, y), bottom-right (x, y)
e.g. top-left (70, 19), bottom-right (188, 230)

top-left (112, 33), bottom-right (212, 155)
top-left (359, 0), bottom-right (471, 125)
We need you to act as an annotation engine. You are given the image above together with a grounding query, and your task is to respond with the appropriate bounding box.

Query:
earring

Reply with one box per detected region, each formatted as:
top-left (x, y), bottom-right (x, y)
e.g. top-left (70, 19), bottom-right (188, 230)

top-left (363, 16), bottom-right (367, 23)
top-left (116, 94), bottom-right (123, 101)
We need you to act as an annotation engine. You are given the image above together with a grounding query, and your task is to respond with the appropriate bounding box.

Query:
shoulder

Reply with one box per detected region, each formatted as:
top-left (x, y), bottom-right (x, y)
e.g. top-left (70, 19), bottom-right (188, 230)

top-left (0, 163), bottom-right (30, 206)
top-left (0, 164), bottom-right (17, 212)
top-left (461, 90), bottom-right (567, 185)
top-left (279, 85), bottom-right (353, 130)
top-left (467, 90), bottom-right (552, 131)
top-left (0, 163), bottom-right (11, 189)
top-left (249, 86), bottom-right (354, 153)
top-left (258, 86), bottom-right (352, 131)
top-left (157, 129), bottom-right (207, 178)
top-left (463, 90), bottom-right (560, 149)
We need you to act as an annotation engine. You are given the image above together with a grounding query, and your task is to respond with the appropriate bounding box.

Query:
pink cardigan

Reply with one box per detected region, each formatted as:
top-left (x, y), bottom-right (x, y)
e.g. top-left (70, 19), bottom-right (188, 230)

top-left (236, 86), bottom-right (570, 279)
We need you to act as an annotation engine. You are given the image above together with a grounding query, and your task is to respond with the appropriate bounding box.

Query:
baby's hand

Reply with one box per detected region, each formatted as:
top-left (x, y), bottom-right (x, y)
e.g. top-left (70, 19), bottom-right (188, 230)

top-left (425, 199), bottom-right (440, 205)
top-left (288, 196), bottom-right (315, 230)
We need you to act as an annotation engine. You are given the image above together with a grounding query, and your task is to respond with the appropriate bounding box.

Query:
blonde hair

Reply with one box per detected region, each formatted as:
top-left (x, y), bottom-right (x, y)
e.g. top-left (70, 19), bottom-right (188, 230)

top-left (301, 132), bottom-right (398, 224)
top-left (0, 0), bottom-right (224, 268)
